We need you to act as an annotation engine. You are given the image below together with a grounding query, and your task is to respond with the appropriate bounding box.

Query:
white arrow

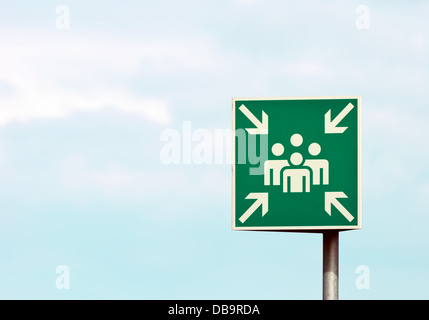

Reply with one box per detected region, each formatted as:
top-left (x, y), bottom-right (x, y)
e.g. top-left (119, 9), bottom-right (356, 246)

top-left (239, 104), bottom-right (268, 135)
top-left (239, 193), bottom-right (269, 224)
top-left (324, 102), bottom-right (354, 134)
top-left (325, 192), bottom-right (354, 222)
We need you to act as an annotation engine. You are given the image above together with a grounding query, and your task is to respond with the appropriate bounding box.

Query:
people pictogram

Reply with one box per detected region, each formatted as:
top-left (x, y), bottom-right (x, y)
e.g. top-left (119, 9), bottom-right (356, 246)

top-left (263, 133), bottom-right (329, 193)
top-left (304, 143), bottom-right (329, 185)
top-left (264, 143), bottom-right (289, 186)
top-left (283, 152), bottom-right (311, 193)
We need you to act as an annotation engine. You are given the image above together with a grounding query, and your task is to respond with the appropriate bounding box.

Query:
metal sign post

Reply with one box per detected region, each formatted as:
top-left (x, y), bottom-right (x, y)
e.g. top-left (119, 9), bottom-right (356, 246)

top-left (323, 230), bottom-right (339, 300)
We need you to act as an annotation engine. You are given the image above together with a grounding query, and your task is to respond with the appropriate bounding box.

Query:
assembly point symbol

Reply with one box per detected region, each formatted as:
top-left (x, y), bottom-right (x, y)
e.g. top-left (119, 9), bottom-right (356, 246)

top-left (237, 100), bottom-right (357, 226)
top-left (264, 133), bottom-right (329, 193)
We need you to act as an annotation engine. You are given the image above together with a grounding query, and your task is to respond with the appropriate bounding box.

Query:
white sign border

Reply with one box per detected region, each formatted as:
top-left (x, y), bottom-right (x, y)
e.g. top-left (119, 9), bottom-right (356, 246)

top-left (232, 96), bottom-right (362, 231)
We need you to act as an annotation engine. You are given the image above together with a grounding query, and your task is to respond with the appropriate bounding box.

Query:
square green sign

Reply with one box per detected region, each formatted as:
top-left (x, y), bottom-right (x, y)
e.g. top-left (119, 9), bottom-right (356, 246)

top-left (232, 97), bottom-right (362, 231)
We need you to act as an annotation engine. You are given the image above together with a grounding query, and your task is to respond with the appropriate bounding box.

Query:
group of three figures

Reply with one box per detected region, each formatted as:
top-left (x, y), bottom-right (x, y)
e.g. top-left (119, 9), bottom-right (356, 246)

top-left (264, 134), bottom-right (329, 193)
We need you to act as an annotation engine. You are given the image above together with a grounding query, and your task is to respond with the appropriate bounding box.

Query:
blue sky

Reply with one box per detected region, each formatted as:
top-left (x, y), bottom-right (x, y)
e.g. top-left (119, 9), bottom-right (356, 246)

top-left (0, 0), bottom-right (428, 299)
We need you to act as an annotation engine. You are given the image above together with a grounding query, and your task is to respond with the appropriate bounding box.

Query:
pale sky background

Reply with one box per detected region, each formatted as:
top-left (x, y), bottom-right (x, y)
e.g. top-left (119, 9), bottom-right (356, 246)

top-left (0, 0), bottom-right (428, 299)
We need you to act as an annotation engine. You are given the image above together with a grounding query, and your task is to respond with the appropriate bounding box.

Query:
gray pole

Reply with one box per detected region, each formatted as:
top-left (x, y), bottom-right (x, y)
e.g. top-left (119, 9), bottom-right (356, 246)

top-left (323, 230), bottom-right (339, 300)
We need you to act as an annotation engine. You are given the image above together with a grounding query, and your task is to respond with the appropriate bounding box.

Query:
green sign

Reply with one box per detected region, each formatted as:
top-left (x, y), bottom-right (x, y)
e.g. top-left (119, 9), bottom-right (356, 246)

top-left (232, 97), bottom-right (362, 231)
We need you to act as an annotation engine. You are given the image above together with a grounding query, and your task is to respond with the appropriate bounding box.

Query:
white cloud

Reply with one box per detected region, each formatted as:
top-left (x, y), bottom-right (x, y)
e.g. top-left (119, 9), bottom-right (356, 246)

top-left (283, 60), bottom-right (335, 78)
top-left (0, 30), bottom-right (225, 126)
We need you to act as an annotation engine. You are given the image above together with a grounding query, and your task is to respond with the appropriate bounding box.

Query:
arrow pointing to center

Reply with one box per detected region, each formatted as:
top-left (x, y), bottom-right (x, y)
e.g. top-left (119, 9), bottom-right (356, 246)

top-left (325, 192), bottom-right (354, 222)
top-left (325, 102), bottom-right (354, 134)
top-left (239, 104), bottom-right (268, 135)
top-left (239, 192), bottom-right (268, 224)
